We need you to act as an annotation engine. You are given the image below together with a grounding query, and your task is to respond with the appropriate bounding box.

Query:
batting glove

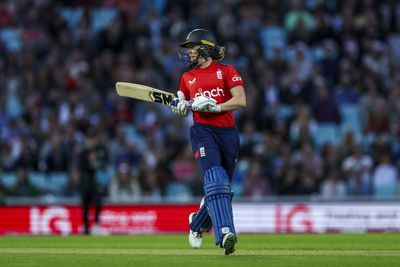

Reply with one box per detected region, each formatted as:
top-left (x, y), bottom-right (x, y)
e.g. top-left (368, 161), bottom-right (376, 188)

top-left (191, 95), bottom-right (221, 113)
top-left (171, 91), bottom-right (189, 117)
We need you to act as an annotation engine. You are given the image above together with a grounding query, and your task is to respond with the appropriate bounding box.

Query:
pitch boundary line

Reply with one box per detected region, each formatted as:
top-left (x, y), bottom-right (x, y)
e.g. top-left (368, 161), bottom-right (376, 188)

top-left (0, 248), bottom-right (399, 256)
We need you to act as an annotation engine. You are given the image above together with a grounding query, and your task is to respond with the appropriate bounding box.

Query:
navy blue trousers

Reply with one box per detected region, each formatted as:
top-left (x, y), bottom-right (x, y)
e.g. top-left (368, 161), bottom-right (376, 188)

top-left (190, 123), bottom-right (240, 180)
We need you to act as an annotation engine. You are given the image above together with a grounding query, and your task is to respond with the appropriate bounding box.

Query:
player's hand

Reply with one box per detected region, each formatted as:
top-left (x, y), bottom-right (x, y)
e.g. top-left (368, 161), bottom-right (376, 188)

top-left (191, 95), bottom-right (221, 113)
top-left (171, 91), bottom-right (189, 117)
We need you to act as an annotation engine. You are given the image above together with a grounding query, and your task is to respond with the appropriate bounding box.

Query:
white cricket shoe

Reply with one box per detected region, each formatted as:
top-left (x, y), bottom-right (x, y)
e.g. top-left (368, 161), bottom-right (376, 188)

top-left (222, 232), bottom-right (237, 255)
top-left (91, 223), bottom-right (109, 236)
top-left (188, 212), bottom-right (203, 249)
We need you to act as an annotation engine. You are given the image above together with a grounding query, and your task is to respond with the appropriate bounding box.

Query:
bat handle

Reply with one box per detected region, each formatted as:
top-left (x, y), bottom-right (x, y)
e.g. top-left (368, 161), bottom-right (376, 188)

top-left (171, 98), bottom-right (179, 107)
top-left (171, 99), bottom-right (194, 107)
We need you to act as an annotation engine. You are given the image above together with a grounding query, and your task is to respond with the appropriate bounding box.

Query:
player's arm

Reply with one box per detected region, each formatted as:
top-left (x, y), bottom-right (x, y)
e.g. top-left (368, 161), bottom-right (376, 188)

top-left (171, 76), bottom-right (190, 116)
top-left (191, 85), bottom-right (246, 113)
top-left (219, 85), bottom-right (246, 112)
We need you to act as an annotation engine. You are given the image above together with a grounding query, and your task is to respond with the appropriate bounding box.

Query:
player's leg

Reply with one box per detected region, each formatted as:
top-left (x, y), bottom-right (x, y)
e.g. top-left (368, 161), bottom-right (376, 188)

top-left (81, 192), bottom-right (90, 235)
top-left (217, 127), bottom-right (240, 255)
top-left (91, 186), bottom-right (107, 235)
top-left (188, 125), bottom-right (219, 248)
top-left (189, 126), bottom-right (217, 248)
top-left (219, 127), bottom-right (240, 181)
top-left (94, 187), bottom-right (102, 224)
top-left (204, 166), bottom-right (237, 255)
top-left (188, 197), bottom-right (210, 248)
top-left (189, 197), bottom-right (212, 232)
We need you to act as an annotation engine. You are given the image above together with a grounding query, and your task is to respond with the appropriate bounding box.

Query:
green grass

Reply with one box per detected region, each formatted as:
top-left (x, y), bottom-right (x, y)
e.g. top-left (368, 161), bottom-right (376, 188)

top-left (0, 234), bottom-right (399, 267)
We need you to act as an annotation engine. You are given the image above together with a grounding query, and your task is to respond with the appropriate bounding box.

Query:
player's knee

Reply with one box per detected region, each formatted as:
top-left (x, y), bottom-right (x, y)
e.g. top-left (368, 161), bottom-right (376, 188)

top-left (204, 166), bottom-right (231, 196)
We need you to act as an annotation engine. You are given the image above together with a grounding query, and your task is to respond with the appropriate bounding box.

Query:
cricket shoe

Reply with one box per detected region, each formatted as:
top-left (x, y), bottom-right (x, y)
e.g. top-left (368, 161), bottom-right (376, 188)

top-left (188, 212), bottom-right (203, 249)
top-left (222, 232), bottom-right (237, 255)
top-left (91, 223), bottom-right (109, 236)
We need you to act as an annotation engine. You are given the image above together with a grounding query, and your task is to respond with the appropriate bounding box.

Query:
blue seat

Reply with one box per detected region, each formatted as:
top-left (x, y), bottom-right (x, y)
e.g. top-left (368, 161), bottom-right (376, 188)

top-left (48, 172), bottom-right (69, 194)
top-left (123, 124), bottom-right (146, 151)
top-left (91, 8), bottom-right (118, 33)
top-left (340, 104), bottom-right (360, 122)
top-left (315, 123), bottom-right (340, 148)
top-left (6, 95), bottom-right (23, 118)
top-left (28, 172), bottom-right (49, 191)
top-left (60, 8), bottom-right (83, 29)
top-left (259, 26), bottom-right (286, 60)
top-left (0, 172), bottom-right (17, 188)
top-left (278, 104), bottom-right (294, 120)
top-left (339, 104), bottom-right (363, 142)
top-left (166, 182), bottom-right (192, 201)
top-left (0, 28), bottom-right (21, 52)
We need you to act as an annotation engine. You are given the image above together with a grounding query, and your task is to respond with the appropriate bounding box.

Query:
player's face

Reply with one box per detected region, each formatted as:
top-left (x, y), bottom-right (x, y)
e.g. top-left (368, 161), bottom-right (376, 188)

top-left (187, 45), bottom-right (200, 62)
top-left (187, 45), bottom-right (207, 66)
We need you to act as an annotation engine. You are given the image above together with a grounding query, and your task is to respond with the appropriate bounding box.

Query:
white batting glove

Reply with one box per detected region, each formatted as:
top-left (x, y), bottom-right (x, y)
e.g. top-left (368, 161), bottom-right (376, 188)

top-left (191, 95), bottom-right (221, 113)
top-left (171, 91), bottom-right (189, 117)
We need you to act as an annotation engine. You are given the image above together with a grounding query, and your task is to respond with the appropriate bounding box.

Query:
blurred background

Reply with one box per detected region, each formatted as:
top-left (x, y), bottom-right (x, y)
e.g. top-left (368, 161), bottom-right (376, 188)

top-left (0, 0), bottom-right (400, 234)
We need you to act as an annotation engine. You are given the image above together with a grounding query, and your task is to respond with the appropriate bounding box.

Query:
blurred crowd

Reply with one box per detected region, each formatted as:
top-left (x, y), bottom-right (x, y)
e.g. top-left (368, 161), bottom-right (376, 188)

top-left (1, 0), bottom-right (400, 202)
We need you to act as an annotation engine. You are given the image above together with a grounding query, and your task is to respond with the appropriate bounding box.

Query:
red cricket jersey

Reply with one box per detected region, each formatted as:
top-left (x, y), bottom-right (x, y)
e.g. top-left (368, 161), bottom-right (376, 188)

top-left (180, 61), bottom-right (244, 128)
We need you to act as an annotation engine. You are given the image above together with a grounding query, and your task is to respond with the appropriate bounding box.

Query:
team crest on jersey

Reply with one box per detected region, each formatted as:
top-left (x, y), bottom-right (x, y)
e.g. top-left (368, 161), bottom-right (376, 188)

top-left (216, 69), bottom-right (223, 80)
top-left (199, 147), bottom-right (206, 158)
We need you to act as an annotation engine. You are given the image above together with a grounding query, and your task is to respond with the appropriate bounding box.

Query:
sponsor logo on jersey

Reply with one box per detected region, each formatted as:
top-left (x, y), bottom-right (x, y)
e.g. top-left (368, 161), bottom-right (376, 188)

top-left (188, 77), bottom-right (197, 86)
top-left (194, 87), bottom-right (225, 98)
top-left (216, 69), bottom-right (223, 79)
top-left (232, 75), bottom-right (242, 82)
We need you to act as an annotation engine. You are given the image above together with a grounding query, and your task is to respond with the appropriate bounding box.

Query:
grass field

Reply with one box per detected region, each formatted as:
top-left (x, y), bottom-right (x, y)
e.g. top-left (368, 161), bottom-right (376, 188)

top-left (0, 233), bottom-right (399, 267)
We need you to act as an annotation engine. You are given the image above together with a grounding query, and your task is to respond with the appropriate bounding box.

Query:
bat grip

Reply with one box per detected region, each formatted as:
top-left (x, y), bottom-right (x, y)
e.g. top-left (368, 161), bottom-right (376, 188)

top-left (171, 99), bottom-right (194, 107)
top-left (171, 98), bottom-right (179, 107)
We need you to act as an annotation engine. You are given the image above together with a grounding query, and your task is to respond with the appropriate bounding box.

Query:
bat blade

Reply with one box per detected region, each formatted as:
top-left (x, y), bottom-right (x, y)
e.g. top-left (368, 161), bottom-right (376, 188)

top-left (115, 82), bottom-right (176, 106)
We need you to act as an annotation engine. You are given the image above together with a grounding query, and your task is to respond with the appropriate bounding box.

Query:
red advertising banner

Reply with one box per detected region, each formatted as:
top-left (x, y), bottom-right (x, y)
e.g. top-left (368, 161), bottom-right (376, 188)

top-left (0, 205), bottom-right (198, 235)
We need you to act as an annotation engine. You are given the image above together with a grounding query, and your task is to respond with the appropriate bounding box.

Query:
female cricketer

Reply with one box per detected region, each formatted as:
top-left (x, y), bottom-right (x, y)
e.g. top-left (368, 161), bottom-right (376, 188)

top-left (171, 29), bottom-right (246, 255)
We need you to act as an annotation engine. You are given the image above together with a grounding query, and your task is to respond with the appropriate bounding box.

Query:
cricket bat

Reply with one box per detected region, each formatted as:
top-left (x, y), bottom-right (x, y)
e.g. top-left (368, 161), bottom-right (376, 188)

top-left (115, 82), bottom-right (176, 106)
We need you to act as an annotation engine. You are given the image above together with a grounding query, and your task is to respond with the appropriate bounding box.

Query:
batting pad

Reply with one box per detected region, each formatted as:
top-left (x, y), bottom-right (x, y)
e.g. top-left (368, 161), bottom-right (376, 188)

top-left (204, 166), bottom-right (236, 245)
top-left (189, 202), bottom-right (212, 233)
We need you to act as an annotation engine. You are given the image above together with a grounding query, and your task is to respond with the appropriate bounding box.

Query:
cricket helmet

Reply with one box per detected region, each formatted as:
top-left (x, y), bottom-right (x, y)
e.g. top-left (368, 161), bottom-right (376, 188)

top-left (179, 29), bottom-right (225, 67)
top-left (180, 29), bottom-right (217, 48)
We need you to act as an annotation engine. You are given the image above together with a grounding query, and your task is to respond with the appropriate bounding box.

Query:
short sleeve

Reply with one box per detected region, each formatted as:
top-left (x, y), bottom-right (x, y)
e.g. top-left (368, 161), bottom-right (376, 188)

top-left (179, 75), bottom-right (190, 99)
top-left (225, 65), bottom-right (244, 89)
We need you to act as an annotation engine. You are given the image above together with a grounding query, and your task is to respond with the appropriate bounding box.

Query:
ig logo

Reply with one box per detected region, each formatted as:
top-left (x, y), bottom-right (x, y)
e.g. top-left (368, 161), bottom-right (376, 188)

top-left (30, 206), bottom-right (72, 235)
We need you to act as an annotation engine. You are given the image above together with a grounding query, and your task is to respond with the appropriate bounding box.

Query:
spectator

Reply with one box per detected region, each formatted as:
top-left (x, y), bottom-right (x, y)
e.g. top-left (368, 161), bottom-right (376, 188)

top-left (289, 105), bottom-right (317, 147)
top-left (372, 154), bottom-right (398, 198)
top-left (320, 168), bottom-right (347, 200)
top-left (277, 165), bottom-right (301, 195)
top-left (292, 141), bottom-right (323, 182)
top-left (109, 162), bottom-right (141, 203)
top-left (9, 167), bottom-right (41, 197)
top-left (311, 77), bottom-right (341, 124)
top-left (39, 133), bottom-right (70, 172)
top-left (342, 145), bottom-right (373, 196)
top-left (242, 161), bottom-right (269, 199)
top-left (284, 0), bottom-right (313, 43)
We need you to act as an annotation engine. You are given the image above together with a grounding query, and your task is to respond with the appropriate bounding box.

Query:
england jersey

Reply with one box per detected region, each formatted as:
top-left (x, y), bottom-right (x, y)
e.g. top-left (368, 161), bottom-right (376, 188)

top-left (180, 61), bottom-right (244, 128)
